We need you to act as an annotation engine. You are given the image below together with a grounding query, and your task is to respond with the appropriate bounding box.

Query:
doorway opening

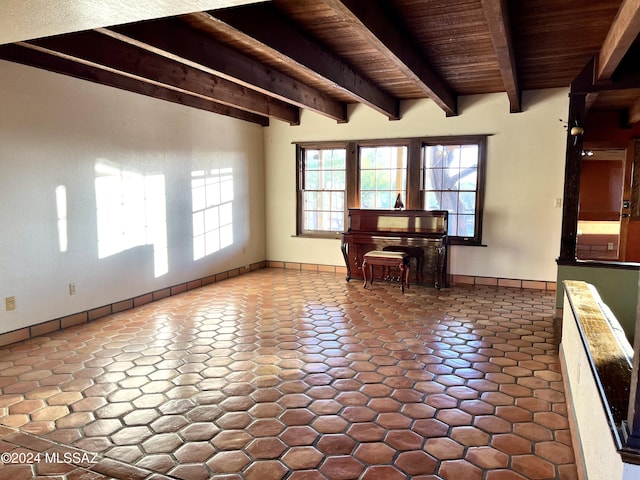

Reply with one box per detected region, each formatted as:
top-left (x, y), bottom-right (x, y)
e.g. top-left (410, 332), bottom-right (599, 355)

top-left (576, 148), bottom-right (627, 261)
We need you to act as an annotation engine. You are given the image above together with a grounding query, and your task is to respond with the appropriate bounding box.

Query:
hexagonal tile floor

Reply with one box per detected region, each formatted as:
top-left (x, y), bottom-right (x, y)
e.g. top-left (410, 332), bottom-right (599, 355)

top-left (0, 268), bottom-right (576, 480)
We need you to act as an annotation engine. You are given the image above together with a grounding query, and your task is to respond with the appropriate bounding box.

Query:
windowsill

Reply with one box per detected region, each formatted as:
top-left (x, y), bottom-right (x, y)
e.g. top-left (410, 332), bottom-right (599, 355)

top-left (294, 233), bottom-right (342, 239)
top-left (449, 239), bottom-right (487, 247)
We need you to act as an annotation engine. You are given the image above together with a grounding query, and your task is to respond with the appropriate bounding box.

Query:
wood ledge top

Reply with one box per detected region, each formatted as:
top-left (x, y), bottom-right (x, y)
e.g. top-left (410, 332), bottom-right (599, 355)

top-left (563, 280), bottom-right (633, 450)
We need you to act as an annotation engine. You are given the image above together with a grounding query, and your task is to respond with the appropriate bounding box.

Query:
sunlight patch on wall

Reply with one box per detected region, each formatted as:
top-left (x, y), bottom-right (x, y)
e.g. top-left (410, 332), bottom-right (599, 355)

top-left (95, 160), bottom-right (168, 277)
top-left (192, 168), bottom-right (234, 260)
top-left (55, 185), bottom-right (68, 253)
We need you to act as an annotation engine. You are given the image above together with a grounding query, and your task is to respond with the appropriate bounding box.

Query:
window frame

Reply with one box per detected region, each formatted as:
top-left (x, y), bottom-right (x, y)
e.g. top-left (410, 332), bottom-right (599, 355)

top-left (420, 135), bottom-right (487, 245)
top-left (357, 140), bottom-right (410, 210)
top-left (296, 142), bottom-right (351, 238)
top-left (295, 136), bottom-right (487, 245)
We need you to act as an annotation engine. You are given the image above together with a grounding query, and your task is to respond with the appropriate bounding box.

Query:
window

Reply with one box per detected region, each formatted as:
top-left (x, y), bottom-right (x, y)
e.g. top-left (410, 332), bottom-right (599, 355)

top-left (298, 146), bottom-right (347, 234)
top-left (296, 136), bottom-right (486, 244)
top-left (360, 145), bottom-right (407, 209)
top-left (422, 142), bottom-right (482, 241)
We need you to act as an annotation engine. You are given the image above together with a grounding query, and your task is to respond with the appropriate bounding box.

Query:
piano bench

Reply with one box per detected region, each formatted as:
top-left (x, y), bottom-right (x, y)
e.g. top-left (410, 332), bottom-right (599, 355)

top-left (383, 245), bottom-right (424, 284)
top-left (362, 250), bottom-right (410, 294)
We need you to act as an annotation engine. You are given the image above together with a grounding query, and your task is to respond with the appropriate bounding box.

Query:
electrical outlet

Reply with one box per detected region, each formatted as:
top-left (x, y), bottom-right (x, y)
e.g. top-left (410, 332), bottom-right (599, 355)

top-left (554, 198), bottom-right (562, 208)
top-left (68, 283), bottom-right (76, 295)
top-left (607, 242), bottom-right (615, 251)
top-left (5, 296), bottom-right (16, 311)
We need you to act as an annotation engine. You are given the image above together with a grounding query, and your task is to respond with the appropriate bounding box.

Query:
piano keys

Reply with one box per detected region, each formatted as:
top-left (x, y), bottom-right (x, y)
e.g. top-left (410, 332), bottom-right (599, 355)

top-left (340, 208), bottom-right (448, 289)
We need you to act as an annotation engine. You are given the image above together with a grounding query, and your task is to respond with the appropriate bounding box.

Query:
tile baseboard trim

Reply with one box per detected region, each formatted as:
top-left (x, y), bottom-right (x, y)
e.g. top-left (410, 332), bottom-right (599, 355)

top-left (0, 261), bottom-right (268, 348)
top-left (266, 261), bottom-right (557, 291)
top-left (450, 274), bottom-right (557, 291)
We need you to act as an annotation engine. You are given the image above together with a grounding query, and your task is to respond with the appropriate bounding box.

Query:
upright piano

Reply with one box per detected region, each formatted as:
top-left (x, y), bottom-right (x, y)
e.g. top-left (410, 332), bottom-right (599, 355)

top-left (341, 209), bottom-right (449, 289)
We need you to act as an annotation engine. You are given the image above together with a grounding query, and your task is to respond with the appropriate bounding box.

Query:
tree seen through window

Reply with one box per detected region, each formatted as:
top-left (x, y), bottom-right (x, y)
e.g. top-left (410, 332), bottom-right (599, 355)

top-left (360, 146), bottom-right (407, 209)
top-left (423, 144), bottom-right (479, 238)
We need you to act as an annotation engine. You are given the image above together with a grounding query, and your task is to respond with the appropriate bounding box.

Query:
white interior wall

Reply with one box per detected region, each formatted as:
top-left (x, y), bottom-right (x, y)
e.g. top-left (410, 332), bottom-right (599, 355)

top-left (0, 60), bottom-right (266, 334)
top-left (264, 88), bottom-right (569, 282)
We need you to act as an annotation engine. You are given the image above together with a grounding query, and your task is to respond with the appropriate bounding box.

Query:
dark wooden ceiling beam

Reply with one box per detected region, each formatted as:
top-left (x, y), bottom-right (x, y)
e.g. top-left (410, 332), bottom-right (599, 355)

top-left (204, 3), bottom-right (400, 120)
top-left (0, 43), bottom-right (269, 125)
top-left (585, 92), bottom-right (600, 113)
top-left (571, 60), bottom-right (640, 95)
top-left (24, 30), bottom-right (299, 125)
top-left (597, 0), bottom-right (640, 81)
top-left (321, 0), bottom-right (457, 116)
top-left (481, 0), bottom-right (521, 113)
top-left (105, 19), bottom-right (348, 123)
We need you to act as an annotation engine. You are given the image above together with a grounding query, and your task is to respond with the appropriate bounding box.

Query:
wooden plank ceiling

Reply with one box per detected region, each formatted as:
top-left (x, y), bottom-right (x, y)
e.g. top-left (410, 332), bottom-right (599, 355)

top-left (0, 0), bottom-right (638, 126)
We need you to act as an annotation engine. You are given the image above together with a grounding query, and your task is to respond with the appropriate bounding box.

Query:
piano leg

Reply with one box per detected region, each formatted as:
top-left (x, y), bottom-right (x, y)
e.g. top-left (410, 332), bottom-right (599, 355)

top-left (362, 257), bottom-right (371, 289)
top-left (435, 244), bottom-right (446, 289)
top-left (404, 261), bottom-right (410, 291)
top-left (340, 239), bottom-right (351, 282)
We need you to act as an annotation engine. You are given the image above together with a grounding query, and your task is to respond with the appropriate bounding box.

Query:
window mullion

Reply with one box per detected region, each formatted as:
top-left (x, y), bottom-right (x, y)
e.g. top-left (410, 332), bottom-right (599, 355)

top-left (346, 142), bottom-right (358, 209)
top-left (406, 138), bottom-right (421, 210)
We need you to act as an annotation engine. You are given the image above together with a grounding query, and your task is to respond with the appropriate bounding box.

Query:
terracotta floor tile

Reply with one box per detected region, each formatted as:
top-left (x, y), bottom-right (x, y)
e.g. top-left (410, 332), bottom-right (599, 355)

top-left (176, 423), bottom-right (217, 442)
top-left (384, 429), bottom-right (423, 450)
top-left (513, 422), bottom-right (554, 442)
top-left (439, 459), bottom-right (483, 480)
top-left (245, 418), bottom-right (285, 437)
top-left (425, 437), bottom-right (465, 460)
top-left (465, 446), bottom-right (510, 469)
top-left (141, 432), bottom-right (182, 454)
top-left (30, 405), bottom-right (69, 421)
top-left (394, 450), bottom-right (437, 475)
top-left (496, 405), bottom-right (533, 423)
top-left (557, 463), bottom-right (579, 480)
top-left (207, 450), bottom-right (251, 473)
top-left (346, 422), bottom-right (386, 442)
top-left (354, 441), bottom-right (396, 464)
top-left (320, 455), bottom-right (364, 479)
top-left (134, 453), bottom-right (176, 473)
top-left (216, 412), bottom-right (253, 430)
top-left (8, 399), bottom-right (45, 414)
top-left (361, 465), bottom-right (407, 480)
top-left (511, 454), bottom-right (556, 479)
top-left (280, 425), bottom-right (319, 446)
top-left (105, 445), bottom-right (144, 463)
top-left (287, 471), bottom-right (327, 480)
top-left (246, 437), bottom-right (287, 459)
top-left (534, 440), bottom-right (575, 464)
top-left (0, 269), bottom-right (578, 480)
top-left (212, 430), bottom-right (252, 450)
top-left (451, 425), bottom-right (491, 447)
top-left (492, 433), bottom-right (533, 455)
top-left (244, 460), bottom-right (288, 480)
top-left (437, 408), bottom-right (473, 426)
top-left (282, 446), bottom-right (324, 469)
top-left (311, 414), bottom-right (348, 433)
top-left (279, 408), bottom-right (315, 426)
